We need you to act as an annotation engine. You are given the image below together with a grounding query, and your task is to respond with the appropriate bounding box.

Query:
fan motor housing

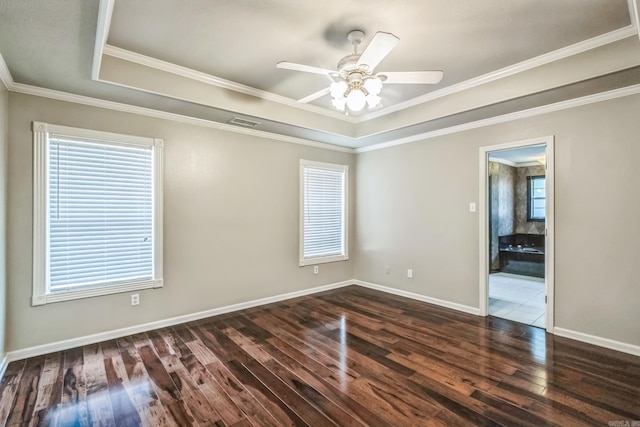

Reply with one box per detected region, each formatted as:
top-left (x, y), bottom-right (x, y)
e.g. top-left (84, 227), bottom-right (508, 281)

top-left (338, 54), bottom-right (370, 78)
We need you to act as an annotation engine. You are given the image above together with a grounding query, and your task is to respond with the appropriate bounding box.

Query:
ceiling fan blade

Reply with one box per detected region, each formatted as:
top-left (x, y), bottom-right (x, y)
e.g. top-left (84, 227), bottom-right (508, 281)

top-left (357, 32), bottom-right (399, 71)
top-left (297, 87), bottom-right (330, 104)
top-left (377, 70), bottom-right (444, 84)
top-left (277, 61), bottom-right (336, 76)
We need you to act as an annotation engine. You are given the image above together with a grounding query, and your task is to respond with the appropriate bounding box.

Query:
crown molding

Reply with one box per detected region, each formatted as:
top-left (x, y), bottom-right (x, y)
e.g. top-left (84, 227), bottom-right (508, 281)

top-left (515, 161), bottom-right (543, 168)
top-left (632, 0), bottom-right (640, 42)
top-left (10, 82), bottom-right (355, 153)
top-left (489, 158), bottom-right (518, 167)
top-left (628, 0), bottom-right (639, 30)
top-left (6, 47), bottom-right (640, 154)
top-left (357, 25), bottom-right (639, 123)
top-left (7, 73), bottom-right (640, 155)
top-left (489, 158), bottom-right (542, 168)
top-left (0, 53), bottom-right (14, 90)
top-left (102, 44), bottom-right (358, 124)
top-left (92, 0), bottom-right (115, 80)
top-left (356, 83), bottom-right (640, 153)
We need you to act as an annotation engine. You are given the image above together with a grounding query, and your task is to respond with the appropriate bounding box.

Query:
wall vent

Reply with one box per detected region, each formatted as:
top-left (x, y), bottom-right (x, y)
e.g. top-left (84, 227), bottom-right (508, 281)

top-left (228, 117), bottom-right (261, 128)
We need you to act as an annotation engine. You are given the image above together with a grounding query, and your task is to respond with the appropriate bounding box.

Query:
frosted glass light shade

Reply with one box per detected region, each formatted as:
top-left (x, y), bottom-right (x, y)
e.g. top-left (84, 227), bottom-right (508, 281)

top-left (366, 94), bottom-right (381, 108)
top-left (346, 89), bottom-right (366, 111)
top-left (364, 77), bottom-right (382, 95)
top-left (332, 97), bottom-right (347, 111)
top-left (330, 81), bottom-right (348, 98)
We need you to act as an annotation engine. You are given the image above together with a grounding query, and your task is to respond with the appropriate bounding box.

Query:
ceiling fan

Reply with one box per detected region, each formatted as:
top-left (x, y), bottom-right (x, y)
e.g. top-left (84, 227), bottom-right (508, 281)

top-left (277, 30), bottom-right (443, 113)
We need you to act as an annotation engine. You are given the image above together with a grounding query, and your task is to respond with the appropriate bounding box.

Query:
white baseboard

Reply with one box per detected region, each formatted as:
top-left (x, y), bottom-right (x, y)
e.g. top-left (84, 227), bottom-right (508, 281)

top-left (5, 280), bottom-right (353, 363)
top-left (554, 327), bottom-right (640, 357)
top-left (6, 280), bottom-right (638, 365)
top-left (3, 280), bottom-right (480, 363)
top-left (354, 280), bottom-right (481, 316)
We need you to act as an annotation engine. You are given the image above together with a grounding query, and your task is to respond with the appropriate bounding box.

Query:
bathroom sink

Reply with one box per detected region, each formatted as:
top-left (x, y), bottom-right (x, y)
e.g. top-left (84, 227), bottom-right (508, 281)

top-left (520, 247), bottom-right (543, 253)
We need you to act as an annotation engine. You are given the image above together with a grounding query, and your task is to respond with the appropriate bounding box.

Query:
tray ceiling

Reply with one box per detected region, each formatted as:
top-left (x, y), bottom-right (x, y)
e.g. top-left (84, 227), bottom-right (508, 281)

top-left (0, 0), bottom-right (639, 149)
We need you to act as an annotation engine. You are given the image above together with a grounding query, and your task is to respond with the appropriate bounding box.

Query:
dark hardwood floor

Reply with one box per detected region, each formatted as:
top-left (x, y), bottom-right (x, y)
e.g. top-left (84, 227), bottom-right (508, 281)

top-left (1, 286), bottom-right (639, 426)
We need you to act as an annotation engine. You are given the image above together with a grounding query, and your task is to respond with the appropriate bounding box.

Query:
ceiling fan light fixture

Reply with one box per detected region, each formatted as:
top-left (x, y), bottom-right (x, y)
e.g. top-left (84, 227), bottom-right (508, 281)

top-left (331, 96), bottom-right (347, 111)
top-left (278, 30), bottom-right (443, 113)
top-left (331, 78), bottom-right (382, 112)
top-left (346, 89), bottom-right (367, 111)
top-left (330, 81), bottom-right (348, 98)
top-left (364, 77), bottom-right (383, 95)
top-left (366, 93), bottom-right (381, 109)
top-left (330, 73), bottom-right (383, 112)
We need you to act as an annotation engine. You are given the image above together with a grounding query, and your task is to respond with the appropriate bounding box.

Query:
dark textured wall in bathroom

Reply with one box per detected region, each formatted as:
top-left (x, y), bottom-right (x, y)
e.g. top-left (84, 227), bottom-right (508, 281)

top-left (514, 165), bottom-right (546, 235)
top-left (489, 161), bottom-right (515, 270)
top-left (489, 162), bottom-right (545, 270)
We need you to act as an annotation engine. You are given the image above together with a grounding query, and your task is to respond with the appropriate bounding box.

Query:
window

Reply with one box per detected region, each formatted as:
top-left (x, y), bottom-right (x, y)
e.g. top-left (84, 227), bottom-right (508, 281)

top-left (527, 175), bottom-right (546, 221)
top-left (300, 160), bottom-right (348, 266)
top-left (32, 122), bottom-right (163, 305)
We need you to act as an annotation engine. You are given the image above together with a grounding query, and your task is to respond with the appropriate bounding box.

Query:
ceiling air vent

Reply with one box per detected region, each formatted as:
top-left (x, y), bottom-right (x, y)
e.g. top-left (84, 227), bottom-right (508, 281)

top-left (228, 117), bottom-right (261, 128)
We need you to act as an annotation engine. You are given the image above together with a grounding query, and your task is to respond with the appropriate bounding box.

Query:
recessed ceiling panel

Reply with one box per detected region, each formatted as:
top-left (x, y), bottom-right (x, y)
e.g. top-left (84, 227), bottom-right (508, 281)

top-left (108, 0), bottom-right (631, 111)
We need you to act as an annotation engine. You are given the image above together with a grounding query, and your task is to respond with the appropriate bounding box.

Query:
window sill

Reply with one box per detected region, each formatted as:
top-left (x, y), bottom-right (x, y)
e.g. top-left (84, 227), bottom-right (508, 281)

top-left (299, 255), bottom-right (349, 267)
top-left (32, 279), bottom-right (163, 306)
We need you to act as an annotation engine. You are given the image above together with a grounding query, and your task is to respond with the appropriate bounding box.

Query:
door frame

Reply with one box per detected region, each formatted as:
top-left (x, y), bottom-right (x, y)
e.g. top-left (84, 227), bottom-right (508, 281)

top-left (478, 136), bottom-right (555, 333)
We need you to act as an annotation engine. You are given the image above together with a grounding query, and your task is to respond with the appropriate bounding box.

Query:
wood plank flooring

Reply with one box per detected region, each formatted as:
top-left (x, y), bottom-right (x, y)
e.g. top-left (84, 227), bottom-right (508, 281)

top-left (1, 285), bottom-right (639, 426)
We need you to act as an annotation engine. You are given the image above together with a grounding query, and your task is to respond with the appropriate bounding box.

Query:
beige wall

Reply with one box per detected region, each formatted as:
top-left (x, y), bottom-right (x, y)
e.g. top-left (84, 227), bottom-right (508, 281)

top-left (0, 83), bottom-right (7, 359)
top-left (6, 93), bottom-right (355, 352)
top-left (355, 93), bottom-right (640, 347)
top-left (6, 90), bottom-right (640, 354)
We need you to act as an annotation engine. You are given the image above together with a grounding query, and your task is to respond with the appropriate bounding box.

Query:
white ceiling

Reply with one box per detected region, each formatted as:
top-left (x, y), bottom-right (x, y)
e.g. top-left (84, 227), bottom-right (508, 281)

top-left (1, 0), bottom-right (639, 149)
top-left (489, 145), bottom-right (546, 165)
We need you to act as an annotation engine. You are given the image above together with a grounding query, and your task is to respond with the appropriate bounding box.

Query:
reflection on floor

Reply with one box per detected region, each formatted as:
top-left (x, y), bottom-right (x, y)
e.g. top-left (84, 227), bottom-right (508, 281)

top-left (489, 272), bottom-right (545, 328)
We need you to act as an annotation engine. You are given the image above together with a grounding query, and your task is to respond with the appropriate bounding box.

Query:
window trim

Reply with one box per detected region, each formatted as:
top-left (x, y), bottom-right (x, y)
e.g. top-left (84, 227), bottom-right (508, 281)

top-left (299, 159), bottom-right (349, 266)
top-left (526, 175), bottom-right (546, 222)
top-left (32, 121), bottom-right (164, 306)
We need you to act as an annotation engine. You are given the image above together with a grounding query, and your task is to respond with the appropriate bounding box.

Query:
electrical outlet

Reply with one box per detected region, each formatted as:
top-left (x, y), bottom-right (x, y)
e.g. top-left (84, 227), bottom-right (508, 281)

top-left (407, 269), bottom-right (413, 278)
top-left (469, 202), bottom-right (477, 213)
top-left (384, 265), bottom-right (391, 274)
top-left (313, 265), bottom-right (319, 274)
top-left (131, 293), bottom-right (140, 306)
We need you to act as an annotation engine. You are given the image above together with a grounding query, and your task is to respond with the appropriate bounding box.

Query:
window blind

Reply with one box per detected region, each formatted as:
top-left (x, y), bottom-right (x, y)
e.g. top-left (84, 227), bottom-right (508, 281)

top-left (531, 177), bottom-right (546, 219)
top-left (48, 136), bottom-right (153, 291)
top-left (527, 176), bottom-right (546, 221)
top-left (302, 166), bottom-right (345, 260)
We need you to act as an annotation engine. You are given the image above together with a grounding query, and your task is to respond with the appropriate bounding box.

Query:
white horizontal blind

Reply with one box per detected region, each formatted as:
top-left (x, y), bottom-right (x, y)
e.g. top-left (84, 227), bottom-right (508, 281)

top-left (48, 135), bottom-right (153, 292)
top-left (530, 176), bottom-right (546, 219)
top-left (303, 164), bottom-right (345, 260)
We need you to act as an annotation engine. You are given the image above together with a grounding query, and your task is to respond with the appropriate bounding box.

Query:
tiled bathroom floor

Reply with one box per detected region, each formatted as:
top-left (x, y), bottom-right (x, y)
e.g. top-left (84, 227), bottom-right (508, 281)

top-left (489, 272), bottom-right (545, 328)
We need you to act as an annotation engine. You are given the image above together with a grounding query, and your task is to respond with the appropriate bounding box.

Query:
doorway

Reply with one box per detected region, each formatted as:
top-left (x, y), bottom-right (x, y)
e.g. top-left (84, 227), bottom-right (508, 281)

top-left (479, 137), bottom-right (555, 332)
